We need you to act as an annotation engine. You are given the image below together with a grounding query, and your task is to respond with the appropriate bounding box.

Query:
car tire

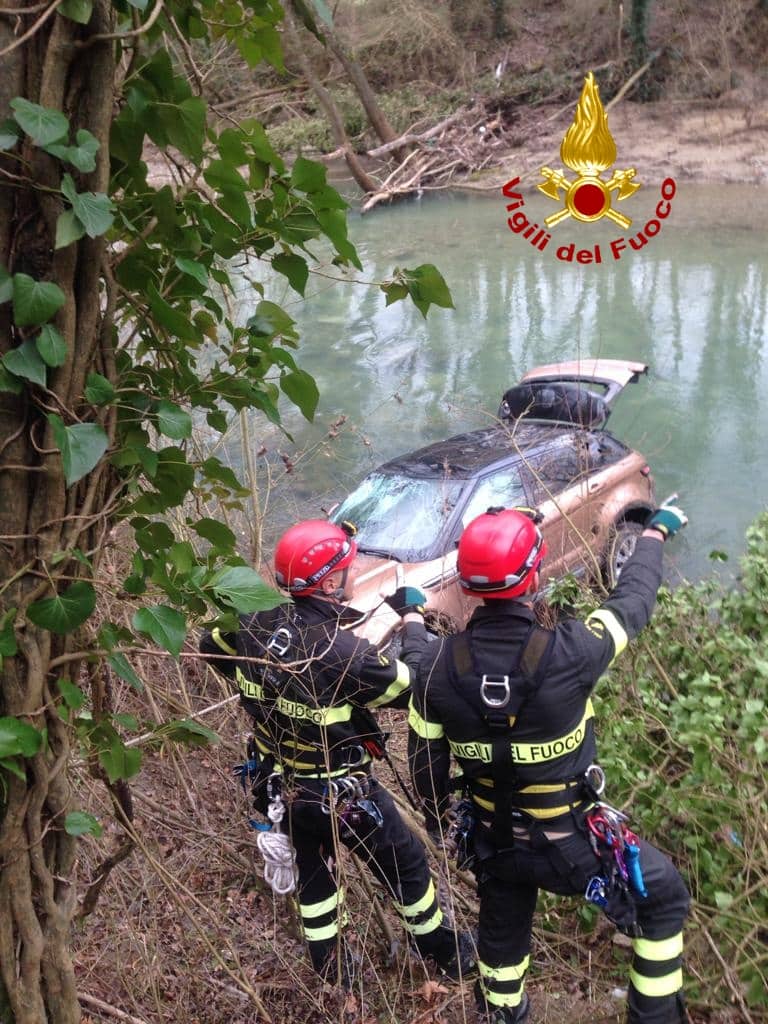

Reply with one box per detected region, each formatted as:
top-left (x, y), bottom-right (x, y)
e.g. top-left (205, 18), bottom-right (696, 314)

top-left (603, 520), bottom-right (644, 588)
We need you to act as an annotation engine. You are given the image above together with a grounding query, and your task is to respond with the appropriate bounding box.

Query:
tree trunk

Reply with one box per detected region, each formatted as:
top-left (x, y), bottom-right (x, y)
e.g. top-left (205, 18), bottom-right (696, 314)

top-left (321, 24), bottom-right (398, 147)
top-left (0, 1), bottom-right (117, 1019)
top-left (284, 7), bottom-right (379, 195)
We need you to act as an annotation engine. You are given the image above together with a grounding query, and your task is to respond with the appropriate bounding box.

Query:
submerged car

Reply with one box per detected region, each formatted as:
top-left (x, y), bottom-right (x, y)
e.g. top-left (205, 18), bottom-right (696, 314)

top-left (289, 359), bottom-right (654, 647)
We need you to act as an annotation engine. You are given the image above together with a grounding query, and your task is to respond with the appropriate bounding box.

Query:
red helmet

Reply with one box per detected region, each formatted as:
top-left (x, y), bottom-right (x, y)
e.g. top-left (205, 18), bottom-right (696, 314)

top-left (457, 507), bottom-right (546, 599)
top-left (274, 519), bottom-right (357, 595)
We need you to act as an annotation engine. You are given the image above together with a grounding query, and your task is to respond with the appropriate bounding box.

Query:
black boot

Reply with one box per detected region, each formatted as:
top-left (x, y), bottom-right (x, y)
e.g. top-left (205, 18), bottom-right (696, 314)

top-left (416, 925), bottom-right (477, 979)
top-left (311, 938), bottom-right (360, 991)
top-left (475, 979), bottom-right (531, 1023)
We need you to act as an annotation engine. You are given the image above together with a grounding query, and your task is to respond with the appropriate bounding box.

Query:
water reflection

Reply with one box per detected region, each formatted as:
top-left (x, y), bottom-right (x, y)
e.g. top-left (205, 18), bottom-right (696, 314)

top-left (231, 186), bottom-right (768, 581)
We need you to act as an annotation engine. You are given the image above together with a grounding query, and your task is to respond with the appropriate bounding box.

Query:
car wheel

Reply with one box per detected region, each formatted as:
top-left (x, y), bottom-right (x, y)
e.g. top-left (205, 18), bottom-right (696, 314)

top-left (603, 520), bottom-right (643, 588)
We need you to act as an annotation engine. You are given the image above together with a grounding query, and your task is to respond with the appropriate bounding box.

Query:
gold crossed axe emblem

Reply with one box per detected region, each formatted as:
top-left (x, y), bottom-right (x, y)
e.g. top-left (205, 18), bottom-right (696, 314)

top-left (538, 72), bottom-right (641, 229)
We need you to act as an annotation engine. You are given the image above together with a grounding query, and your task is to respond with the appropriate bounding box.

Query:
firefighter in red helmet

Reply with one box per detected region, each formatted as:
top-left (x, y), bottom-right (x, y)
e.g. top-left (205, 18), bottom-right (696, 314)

top-left (408, 504), bottom-right (691, 1023)
top-left (201, 519), bottom-right (474, 987)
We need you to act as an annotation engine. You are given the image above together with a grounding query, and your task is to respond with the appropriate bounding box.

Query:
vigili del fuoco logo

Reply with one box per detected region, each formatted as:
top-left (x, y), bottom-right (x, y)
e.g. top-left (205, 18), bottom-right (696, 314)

top-left (501, 72), bottom-right (677, 264)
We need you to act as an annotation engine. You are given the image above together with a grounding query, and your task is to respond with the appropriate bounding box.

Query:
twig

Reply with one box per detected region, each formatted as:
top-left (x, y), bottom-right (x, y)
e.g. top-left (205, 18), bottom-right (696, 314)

top-left (366, 106), bottom-right (477, 158)
top-left (78, 993), bottom-right (150, 1024)
top-left (0, 0), bottom-right (63, 58)
top-left (701, 926), bottom-right (757, 1024)
top-left (75, 0), bottom-right (164, 47)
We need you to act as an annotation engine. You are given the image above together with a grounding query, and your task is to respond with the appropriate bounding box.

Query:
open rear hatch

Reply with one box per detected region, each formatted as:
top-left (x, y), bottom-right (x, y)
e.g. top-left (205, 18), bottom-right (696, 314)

top-left (498, 358), bottom-right (648, 428)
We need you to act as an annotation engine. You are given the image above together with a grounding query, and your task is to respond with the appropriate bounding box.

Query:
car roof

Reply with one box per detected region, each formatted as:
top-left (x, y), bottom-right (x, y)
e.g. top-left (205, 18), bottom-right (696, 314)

top-left (377, 422), bottom-right (577, 480)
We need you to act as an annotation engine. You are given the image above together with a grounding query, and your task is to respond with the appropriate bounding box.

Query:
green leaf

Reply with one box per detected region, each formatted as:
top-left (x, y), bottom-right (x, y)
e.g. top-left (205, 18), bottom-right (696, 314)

top-left (155, 718), bottom-right (220, 747)
top-left (99, 737), bottom-right (142, 783)
top-left (132, 605), bottom-right (186, 657)
top-left (45, 128), bottom-right (99, 170)
top-left (193, 518), bottom-right (237, 550)
top-left (58, 0), bottom-right (92, 23)
top-left (10, 98), bottom-right (68, 146)
top-left (60, 174), bottom-right (114, 237)
top-left (401, 264), bottom-right (454, 318)
top-left (55, 209), bottom-right (86, 250)
top-left (281, 368), bottom-right (319, 421)
top-left (0, 717), bottom-right (43, 759)
top-left (381, 281), bottom-right (409, 306)
top-left (163, 97), bottom-right (207, 162)
top-left (107, 652), bottom-right (143, 691)
top-left (12, 273), bottom-right (66, 327)
top-left (64, 811), bottom-right (102, 837)
top-left (27, 581), bottom-right (96, 634)
top-left (175, 257), bottom-right (208, 287)
top-left (2, 339), bottom-right (47, 387)
top-left (290, 156), bottom-right (327, 193)
top-left (272, 252), bottom-right (308, 296)
top-left (0, 365), bottom-right (23, 394)
top-left (48, 414), bottom-right (109, 486)
top-left (36, 324), bottom-right (67, 367)
top-left (59, 679), bottom-right (85, 710)
top-left (147, 284), bottom-right (198, 342)
top-left (0, 118), bottom-right (21, 151)
top-left (0, 613), bottom-right (17, 657)
top-left (208, 567), bottom-right (288, 613)
top-left (84, 372), bottom-right (115, 405)
top-left (200, 457), bottom-right (246, 493)
top-left (155, 400), bottom-right (192, 440)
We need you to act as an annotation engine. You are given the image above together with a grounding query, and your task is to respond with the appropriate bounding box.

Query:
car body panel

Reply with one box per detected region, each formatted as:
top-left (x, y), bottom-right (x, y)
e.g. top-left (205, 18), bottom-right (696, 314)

top-left (520, 359), bottom-right (648, 409)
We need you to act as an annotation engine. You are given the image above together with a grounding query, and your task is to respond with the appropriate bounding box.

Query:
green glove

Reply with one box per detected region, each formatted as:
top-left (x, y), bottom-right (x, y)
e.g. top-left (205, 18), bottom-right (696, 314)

top-left (647, 501), bottom-right (688, 540)
top-left (384, 586), bottom-right (426, 616)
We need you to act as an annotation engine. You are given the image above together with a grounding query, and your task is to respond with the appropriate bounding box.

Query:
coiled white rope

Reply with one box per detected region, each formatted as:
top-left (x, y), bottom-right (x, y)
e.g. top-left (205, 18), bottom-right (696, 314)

top-left (256, 794), bottom-right (298, 896)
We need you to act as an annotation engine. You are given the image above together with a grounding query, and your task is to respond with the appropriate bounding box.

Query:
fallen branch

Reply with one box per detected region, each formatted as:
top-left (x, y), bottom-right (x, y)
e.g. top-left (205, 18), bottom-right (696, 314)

top-left (366, 106), bottom-right (476, 158)
top-left (78, 993), bottom-right (150, 1024)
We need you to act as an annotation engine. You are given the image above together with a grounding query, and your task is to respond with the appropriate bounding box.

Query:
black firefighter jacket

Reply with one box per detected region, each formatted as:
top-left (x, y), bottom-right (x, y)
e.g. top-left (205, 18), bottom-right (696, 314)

top-left (408, 536), bottom-right (664, 830)
top-left (201, 596), bottom-right (430, 776)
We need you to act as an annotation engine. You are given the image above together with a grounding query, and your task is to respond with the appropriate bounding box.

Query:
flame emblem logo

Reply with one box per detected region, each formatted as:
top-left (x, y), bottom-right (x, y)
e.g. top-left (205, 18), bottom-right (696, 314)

top-left (538, 72), bottom-right (640, 229)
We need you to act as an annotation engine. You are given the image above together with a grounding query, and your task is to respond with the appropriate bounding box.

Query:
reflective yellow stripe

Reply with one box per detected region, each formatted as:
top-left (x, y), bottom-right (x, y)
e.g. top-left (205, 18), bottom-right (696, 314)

top-left (630, 967), bottom-right (683, 998)
top-left (479, 955), bottom-right (530, 981)
top-left (235, 667), bottom-right (353, 726)
top-left (633, 933), bottom-right (684, 962)
top-left (300, 888), bottom-right (343, 919)
top-left (471, 794), bottom-right (584, 819)
top-left (407, 905), bottom-right (444, 935)
top-left (408, 700), bottom-right (444, 739)
top-left (368, 661), bottom-right (411, 707)
top-left (586, 608), bottom-right (628, 662)
top-left (484, 988), bottom-right (525, 1008)
top-left (211, 627), bottom-right (236, 655)
top-left (450, 701), bottom-right (594, 765)
top-left (519, 782), bottom-right (578, 794)
top-left (392, 879), bottom-right (436, 918)
top-left (303, 920), bottom-right (340, 942)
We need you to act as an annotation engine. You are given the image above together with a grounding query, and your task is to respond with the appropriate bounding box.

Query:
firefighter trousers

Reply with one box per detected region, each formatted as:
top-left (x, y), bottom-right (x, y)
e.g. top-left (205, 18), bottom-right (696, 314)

top-left (276, 776), bottom-right (448, 976)
top-left (474, 826), bottom-right (690, 1023)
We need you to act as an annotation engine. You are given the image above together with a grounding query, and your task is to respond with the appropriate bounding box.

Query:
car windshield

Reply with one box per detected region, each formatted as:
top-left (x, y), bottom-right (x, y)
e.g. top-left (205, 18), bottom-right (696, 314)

top-left (330, 472), bottom-right (464, 560)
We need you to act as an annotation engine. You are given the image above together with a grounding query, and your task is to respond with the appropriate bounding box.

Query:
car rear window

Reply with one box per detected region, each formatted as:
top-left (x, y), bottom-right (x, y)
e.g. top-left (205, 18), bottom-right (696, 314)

top-left (330, 472), bottom-right (464, 560)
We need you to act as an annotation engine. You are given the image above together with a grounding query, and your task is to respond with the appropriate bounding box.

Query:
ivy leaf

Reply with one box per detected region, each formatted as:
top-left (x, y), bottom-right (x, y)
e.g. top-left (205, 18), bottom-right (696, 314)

top-left (55, 209), bottom-right (86, 250)
top-left (272, 253), bottom-right (308, 296)
top-left (0, 118), bottom-right (21, 151)
top-left (154, 719), bottom-right (220, 747)
top-left (400, 264), bottom-right (454, 318)
top-left (58, 679), bottom-right (85, 710)
top-left (27, 581), bottom-right (96, 634)
top-left (0, 612), bottom-right (17, 657)
top-left (46, 129), bottom-right (99, 171)
top-left (36, 324), bottom-right (67, 367)
top-left (381, 281), bottom-right (409, 306)
top-left (60, 174), bottom-right (114, 237)
top-left (2, 339), bottom-right (47, 387)
top-left (0, 717), bottom-right (43, 758)
top-left (64, 811), bottom-right (103, 837)
top-left (132, 605), bottom-right (186, 657)
top-left (155, 400), bottom-right (192, 440)
top-left (84, 372), bottom-right (115, 405)
top-left (208, 567), bottom-right (288, 613)
top-left (10, 98), bottom-right (68, 146)
top-left (48, 413), bottom-right (108, 486)
top-left (0, 365), bottom-right (23, 394)
top-left (99, 738), bottom-right (142, 783)
top-left (58, 0), bottom-right (93, 24)
top-left (107, 652), bottom-right (143, 690)
top-left (281, 368), bottom-right (319, 421)
top-left (163, 97), bottom-right (206, 162)
top-left (12, 273), bottom-right (65, 327)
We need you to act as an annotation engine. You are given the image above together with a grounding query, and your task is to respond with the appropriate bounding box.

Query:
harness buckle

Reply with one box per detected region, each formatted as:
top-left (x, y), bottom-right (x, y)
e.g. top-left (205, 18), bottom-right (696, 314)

top-left (585, 763), bottom-right (606, 796)
top-left (480, 674), bottom-right (511, 708)
top-left (339, 744), bottom-right (367, 769)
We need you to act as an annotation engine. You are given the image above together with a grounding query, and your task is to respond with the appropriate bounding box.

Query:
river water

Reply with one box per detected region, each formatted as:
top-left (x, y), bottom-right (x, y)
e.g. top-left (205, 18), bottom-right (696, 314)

top-left (231, 182), bottom-right (768, 583)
